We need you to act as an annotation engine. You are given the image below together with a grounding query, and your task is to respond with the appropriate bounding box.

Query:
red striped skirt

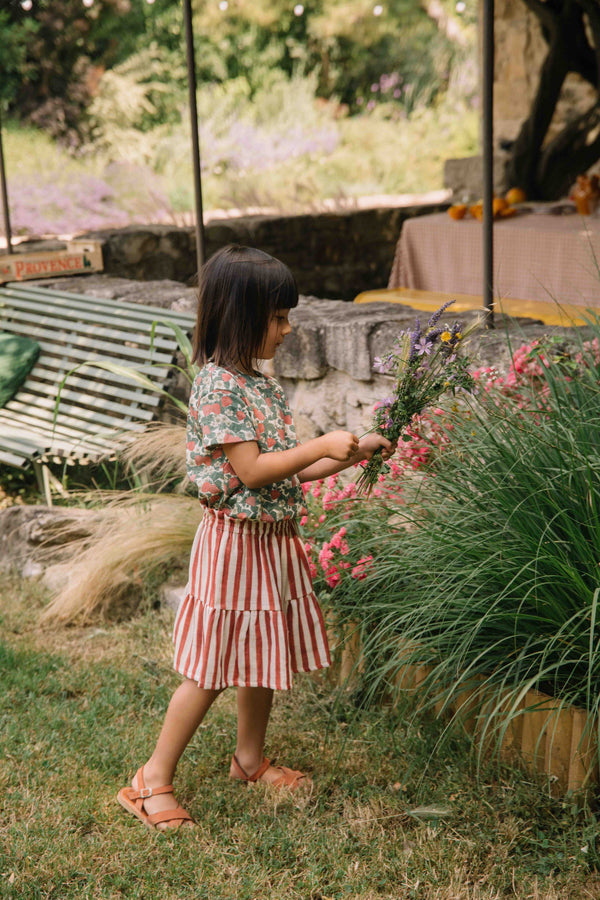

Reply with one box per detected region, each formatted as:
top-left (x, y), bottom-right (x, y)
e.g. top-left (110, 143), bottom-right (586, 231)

top-left (173, 509), bottom-right (331, 690)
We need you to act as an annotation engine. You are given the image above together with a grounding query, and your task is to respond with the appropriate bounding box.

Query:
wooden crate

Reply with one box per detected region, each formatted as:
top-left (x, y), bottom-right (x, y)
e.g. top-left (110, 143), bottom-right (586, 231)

top-left (0, 240), bottom-right (103, 284)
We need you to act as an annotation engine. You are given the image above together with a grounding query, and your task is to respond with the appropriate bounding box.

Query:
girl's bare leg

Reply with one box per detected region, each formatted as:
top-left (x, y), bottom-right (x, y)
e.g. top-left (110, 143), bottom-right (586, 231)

top-left (230, 686), bottom-right (287, 784)
top-left (134, 678), bottom-right (222, 826)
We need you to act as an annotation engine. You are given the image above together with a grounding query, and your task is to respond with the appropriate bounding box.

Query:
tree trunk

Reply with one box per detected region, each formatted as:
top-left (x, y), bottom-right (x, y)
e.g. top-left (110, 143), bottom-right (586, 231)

top-left (537, 102), bottom-right (600, 198)
top-left (504, 37), bottom-right (568, 198)
top-left (505, 0), bottom-right (600, 200)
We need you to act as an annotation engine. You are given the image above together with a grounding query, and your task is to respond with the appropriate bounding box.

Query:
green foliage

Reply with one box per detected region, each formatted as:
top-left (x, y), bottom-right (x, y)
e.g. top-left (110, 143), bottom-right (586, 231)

top-left (88, 46), bottom-right (186, 141)
top-left (3, 81), bottom-right (477, 232)
top-left (319, 322), bottom-right (600, 748)
top-left (0, 8), bottom-right (39, 108)
top-left (1, 0), bottom-right (163, 144)
top-left (186, 0), bottom-right (466, 113)
top-left (2, 0), bottom-right (475, 143)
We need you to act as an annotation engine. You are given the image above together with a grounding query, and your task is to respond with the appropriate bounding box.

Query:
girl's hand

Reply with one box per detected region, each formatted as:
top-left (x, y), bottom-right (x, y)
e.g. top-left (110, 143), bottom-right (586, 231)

top-left (323, 430), bottom-right (360, 461)
top-left (358, 433), bottom-right (396, 461)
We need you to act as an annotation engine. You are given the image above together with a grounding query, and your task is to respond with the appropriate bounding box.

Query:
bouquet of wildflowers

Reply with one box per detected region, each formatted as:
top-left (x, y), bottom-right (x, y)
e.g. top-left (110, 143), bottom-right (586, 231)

top-left (357, 300), bottom-right (478, 495)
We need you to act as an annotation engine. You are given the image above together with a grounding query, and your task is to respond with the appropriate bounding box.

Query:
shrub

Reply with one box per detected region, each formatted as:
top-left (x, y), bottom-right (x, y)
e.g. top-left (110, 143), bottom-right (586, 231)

top-left (306, 325), bottom-right (600, 741)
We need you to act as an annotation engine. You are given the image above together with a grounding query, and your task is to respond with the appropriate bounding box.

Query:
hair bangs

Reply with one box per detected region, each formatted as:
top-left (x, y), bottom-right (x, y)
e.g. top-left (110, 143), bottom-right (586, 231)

top-left (267, 261), bottom-right (299, 312)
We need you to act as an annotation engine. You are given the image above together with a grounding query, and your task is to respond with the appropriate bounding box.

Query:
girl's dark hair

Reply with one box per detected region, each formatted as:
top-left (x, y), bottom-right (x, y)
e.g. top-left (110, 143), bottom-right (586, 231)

top-left (192, 244), bottom-right (298, 372)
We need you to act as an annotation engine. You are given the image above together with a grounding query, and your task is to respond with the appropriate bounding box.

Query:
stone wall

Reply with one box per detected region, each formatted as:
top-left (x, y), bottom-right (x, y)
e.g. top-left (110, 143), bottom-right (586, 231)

top-left (82, 201), bottom-right (448, 300)
top-left (273, 297), bottom-right (582, 441)
top-left (21, 273), bottom-right (584, 443)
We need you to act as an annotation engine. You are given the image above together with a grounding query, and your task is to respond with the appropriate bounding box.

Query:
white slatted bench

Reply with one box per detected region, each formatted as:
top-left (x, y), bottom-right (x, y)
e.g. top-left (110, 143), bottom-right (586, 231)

top-left (0, 283), bottom-right (195, 503)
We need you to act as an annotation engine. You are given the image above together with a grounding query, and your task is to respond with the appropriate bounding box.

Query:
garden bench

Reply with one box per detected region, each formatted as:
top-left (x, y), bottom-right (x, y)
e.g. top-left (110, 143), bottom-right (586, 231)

top-left (0, 282), bottom-right (195, 503)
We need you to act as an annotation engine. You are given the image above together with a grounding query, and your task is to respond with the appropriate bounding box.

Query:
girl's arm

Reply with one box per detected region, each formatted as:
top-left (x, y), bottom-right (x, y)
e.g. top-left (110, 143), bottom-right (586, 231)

top-left (298, 432), bottom-right (395, 482)
top-left (224, 430), bottom-right (360, 490)
top-left (225, 431), bottom-right (395, 489)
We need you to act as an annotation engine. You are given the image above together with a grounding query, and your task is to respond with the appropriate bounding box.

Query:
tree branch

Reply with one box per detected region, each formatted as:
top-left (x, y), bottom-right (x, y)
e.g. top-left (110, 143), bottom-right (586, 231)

top-left (506, 0), bottom-right (600, 196)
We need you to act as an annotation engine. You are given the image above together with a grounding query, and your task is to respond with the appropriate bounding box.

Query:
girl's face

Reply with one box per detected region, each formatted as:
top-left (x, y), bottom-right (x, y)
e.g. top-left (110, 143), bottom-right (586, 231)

top-left (258, 309), bottom-right (292, 360)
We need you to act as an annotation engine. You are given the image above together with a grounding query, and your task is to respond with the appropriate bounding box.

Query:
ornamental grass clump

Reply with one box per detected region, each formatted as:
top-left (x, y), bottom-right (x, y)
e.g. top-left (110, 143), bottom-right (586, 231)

top-left (357, 300), bottom-right (477, 494)
top-left (349, 322), bottom-right (600, 738)
top-left (41, 421), bottom-right (198, 625)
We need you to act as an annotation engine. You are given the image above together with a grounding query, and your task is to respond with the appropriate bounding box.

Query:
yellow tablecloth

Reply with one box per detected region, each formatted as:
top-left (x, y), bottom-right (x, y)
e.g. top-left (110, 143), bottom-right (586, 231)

top-left (388, 211), bottom-right (600, 309)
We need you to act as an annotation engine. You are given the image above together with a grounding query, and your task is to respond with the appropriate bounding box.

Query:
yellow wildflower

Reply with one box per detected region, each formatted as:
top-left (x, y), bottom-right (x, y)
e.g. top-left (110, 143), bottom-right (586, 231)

top-left (441, 331), bottom-right (452, 342)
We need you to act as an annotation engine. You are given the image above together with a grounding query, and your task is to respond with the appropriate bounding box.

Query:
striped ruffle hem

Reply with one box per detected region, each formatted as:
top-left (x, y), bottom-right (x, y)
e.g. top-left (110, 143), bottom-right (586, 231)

top-left (173, 509), bottom-right (330, 690)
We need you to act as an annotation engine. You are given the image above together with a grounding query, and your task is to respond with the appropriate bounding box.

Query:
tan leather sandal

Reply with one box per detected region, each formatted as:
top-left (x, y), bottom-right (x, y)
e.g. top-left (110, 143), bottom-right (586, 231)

top-left (117, 766), bottom-right (194, 831)
top-left (230, 754), bottom-right (311, 791)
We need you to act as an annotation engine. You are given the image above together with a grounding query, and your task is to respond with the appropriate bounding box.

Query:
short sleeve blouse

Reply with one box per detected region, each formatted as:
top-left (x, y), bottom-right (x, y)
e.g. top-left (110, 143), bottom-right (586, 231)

top-left (186, 363), bottom-right (306, 521)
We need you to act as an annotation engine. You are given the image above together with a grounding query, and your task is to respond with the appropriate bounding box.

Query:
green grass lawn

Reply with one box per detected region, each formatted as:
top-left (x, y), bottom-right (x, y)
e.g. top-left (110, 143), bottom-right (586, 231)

top-left (1, 571), bottom-right (599, 900)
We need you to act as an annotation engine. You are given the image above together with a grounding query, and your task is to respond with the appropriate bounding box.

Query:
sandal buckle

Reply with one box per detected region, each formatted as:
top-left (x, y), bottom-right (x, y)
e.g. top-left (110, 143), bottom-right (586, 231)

top-left (139, 787), bottom-right (153, 799)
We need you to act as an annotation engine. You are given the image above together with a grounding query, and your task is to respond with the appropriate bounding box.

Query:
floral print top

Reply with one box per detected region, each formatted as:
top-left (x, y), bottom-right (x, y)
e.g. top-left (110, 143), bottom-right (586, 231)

top-left (186, 363), bottom-right (306, 521)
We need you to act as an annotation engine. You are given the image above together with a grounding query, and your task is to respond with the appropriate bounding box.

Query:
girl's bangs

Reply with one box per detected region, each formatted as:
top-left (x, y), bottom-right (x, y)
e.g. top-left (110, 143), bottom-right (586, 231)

top-left (271, 265), bottom-right (299, 310)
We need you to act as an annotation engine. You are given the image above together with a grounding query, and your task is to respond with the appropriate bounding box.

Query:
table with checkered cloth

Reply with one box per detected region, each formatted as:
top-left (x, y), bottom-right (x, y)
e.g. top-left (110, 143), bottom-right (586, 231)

top-left (388, 211), bottom-right (600, 308)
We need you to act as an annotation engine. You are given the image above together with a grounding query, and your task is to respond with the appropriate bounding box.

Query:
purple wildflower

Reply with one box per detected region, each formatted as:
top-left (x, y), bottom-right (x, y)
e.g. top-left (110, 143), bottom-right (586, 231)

top-left (449, 322), bottom-right (463, 343)
top-left (428, 300), bottom-right (456, 329)
top-left (408, 320), bottom-right (421, 360)
top-left (415, 336), bottom-right (432, 356)
top-left (373, 355), bottom-right (394, 373)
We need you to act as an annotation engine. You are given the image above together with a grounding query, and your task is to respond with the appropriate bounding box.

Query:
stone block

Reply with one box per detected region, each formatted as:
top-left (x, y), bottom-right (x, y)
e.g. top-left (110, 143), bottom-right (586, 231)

top-left (292, 411), bottom-right (321, 443)
top-left (0, 506), bottom-right (95, 576)
top-left (161, 584), bottom-right (186, 612)
top-left (323, 318), bottom-right (373, 381)
top-left (444, 155), bottom-right (508, 200)
top-left (274, 302), bottom-right (327, 380)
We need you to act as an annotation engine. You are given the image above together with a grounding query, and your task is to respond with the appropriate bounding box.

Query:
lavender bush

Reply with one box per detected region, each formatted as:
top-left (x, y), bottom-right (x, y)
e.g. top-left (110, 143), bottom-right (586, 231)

top-left (7, 162), bottom-right (172, 237)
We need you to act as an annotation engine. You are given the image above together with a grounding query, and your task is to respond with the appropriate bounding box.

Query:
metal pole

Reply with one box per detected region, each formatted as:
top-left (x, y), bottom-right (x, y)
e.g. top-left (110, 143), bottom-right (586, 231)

top-left (182, 0), bottom-right (205, 275)
top-left (482, 0), bottom-right (494, 327)
top-left (0, 107), bottom-right (13, 255)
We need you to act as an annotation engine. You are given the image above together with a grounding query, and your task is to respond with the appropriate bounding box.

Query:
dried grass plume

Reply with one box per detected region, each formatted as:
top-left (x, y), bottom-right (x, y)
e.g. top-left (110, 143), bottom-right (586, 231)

top-left (41, 493), bottom-right (201, 626)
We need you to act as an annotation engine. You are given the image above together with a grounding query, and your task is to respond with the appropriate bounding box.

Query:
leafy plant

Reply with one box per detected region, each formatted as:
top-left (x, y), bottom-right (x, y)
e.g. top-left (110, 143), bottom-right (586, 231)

top-left (317, 322), bottom-right (600, 760)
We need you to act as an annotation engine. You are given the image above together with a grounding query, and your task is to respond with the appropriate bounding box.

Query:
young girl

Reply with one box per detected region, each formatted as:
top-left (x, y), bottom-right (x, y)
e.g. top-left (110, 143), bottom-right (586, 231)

top-left (117, 244), bottom-right (395, 831)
